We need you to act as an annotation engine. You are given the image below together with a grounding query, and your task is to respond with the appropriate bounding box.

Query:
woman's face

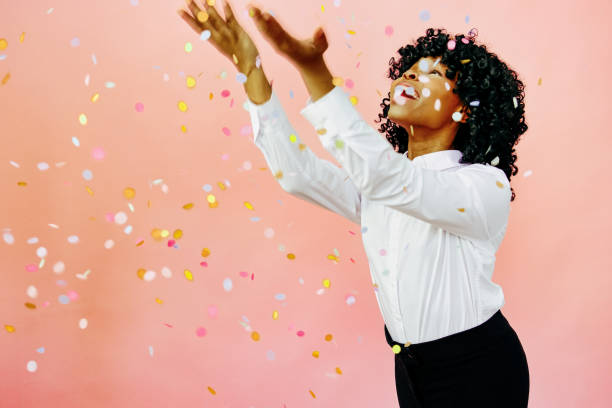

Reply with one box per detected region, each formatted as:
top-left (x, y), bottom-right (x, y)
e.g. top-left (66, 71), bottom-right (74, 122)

top-left (388, 56), bottom-right (468, 131)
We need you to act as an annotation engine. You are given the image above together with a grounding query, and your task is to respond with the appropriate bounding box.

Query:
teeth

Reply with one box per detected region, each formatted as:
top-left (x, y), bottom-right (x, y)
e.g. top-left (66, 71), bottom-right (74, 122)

top-left (397, 85), bottom-right (417, 98)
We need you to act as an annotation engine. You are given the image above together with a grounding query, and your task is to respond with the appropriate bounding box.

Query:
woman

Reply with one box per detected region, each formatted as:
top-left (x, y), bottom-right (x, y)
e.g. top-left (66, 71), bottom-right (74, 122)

top-left (177, 1), bottom-right (530, 406)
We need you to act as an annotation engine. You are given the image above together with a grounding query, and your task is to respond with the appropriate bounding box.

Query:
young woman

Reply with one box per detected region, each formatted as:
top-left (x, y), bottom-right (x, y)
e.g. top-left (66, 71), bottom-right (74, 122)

top-left (178, 1), bottom-right (530, 406)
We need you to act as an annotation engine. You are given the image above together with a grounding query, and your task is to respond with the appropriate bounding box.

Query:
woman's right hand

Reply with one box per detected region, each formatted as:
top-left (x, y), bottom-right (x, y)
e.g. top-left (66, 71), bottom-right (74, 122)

top-left (177, 0), bottom-right (260, 75)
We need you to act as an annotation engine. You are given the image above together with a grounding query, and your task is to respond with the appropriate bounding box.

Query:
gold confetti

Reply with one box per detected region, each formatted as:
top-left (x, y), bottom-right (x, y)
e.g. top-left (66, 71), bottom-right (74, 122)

top-left (79, 113), bottom-right (87, 125)
top-left (136, 240), bottom-right (144, 246)
top-left (334, 140), bottom-right (344, 149)
top-left (349, 95), bottom-right (358, 105)
top-left (184, 269), bottom-right (193, 281)
top-left (309, 390), bottom-right (316, 398)
top-left (287, 253), bottom-right (296, 260)
top-left (335, 367), bottom-right (342, 375)
top-left (332, 77), bottom-right (344, 87)
top-left (173, 229), bottom-right (183, 239)
top-left (19, 32), bottom-right (25, 43)
top-left (347, 29), bottom-right (355, 35)
top-left (123, 187), bottom-right (136, 199)
top-left (1, 72), bottom-right (10, 85)
top-left (457, 208), bottom-right (465, 212)
top-left (538, 77), bottom-right (542, 86)
top-left (298, 143), bottom-right (307, 151)
top-left (137, 268), bottom-right (146, 280)
top-left (196, 11), bottom-right (209, 23)
top-left (91, 93), bottom-right (100, 103)
top-left (4, 324), bottom-right (15, 333)
top-left (151, 229), bottom-right (163, 240)
top-left (232, 53), bottom-right (239, 64)
top-left (251, 331), bottom-right (260, 341)
top-left (272, 310), bottom-right (279, 320)
top-left (324, 334), bottom-right (333, 341)
top-left (183, 203), bottom-right (194, 210)
top-left (323, 279), bottom-right (330, 288)
top-left (201, 248), bottom-right (211, 257)
top-left (206, 0), bottom-right (215, 5)
top-left (17, 181), bottom-right (27, 186)
top-left (316, 128), bottom-right (327, 135)
top-left (327, 254), bottom-right (339, 261)
top-left (177, 101), bottom-right (188, 112)
top-left (289, 133), bottom-right (297, 143)
top-left (85, 186), bottom-right (94, 196)
top-left (392, 345), bottom-right (402, 354)
top-left (312, 350), bottom-right (319, 358)
top-left (186, 76), bottom-right (197, 88)
top-left (207, 386), bottom-right (216, 395)
top-left (217, 181), bottom-right (226, 190)
top-left (25, 302), bottom-right (36, 309)
top-left (0, 38), bottom-right (7, 50)
top-left (155, 298), bottom-right (163, 304)
top-left (244, 201), bottom-right (254, 210)
top-left (496, 180), bottom-right (504, 188)
top-left (460, 59), bottom-right (471, 64)
top-left (274, 170), bottom-right (283, 180)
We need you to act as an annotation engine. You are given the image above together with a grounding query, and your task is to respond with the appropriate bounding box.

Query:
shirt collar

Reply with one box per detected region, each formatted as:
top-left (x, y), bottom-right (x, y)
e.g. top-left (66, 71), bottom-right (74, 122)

top-left (403, 149), bottom-right (464, 170)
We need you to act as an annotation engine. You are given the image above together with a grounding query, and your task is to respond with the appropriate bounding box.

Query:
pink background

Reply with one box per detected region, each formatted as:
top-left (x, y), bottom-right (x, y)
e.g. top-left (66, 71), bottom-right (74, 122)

top-left (1, 0), bottom-right (610, 406)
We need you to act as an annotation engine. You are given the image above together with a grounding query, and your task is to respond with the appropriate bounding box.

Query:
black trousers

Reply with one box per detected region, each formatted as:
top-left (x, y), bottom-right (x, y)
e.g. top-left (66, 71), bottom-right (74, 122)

top-left (384, 310), bottom-right (530, 407)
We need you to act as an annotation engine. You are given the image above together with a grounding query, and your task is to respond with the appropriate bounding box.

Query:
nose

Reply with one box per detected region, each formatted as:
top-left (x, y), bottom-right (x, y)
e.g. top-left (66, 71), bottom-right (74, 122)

top-left (403, 72), bottom-right (416, 80)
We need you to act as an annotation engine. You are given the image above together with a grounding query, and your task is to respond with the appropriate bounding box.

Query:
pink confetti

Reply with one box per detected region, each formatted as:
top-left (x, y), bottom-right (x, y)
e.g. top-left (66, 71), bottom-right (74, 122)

top-left (379, 249), bottom-right (387, 256)
top-left (200, 261), bottom-right (208, 267)
top-left (221, 89), bottom-right (230, 97)
top-left (135, 102), bottom-right (144, 112)
top-left (461, 37), bottom-right (470, 44)
top-left (105, 212), bottom-right (114, 222)
top-left (221, 153), bottom-right (230, 160)
top-left (67, 290), bottom-right (79, 301)
top-left (92, 147), bottom-right (105, 160)
top-left (196, 327), bottom-right (207, 337)
top-left (208, 305), bottom-right (218, 318)
top-left (297, 330), bottom-right (305, 337)
top-left (26, 264), bottom-right (38, 272)
top-left (222, 127), bottom-right (231, 136)
top-left (163, 323), bottom-right (173, 328)
top-left (167, 240), bottom-right (175, 247)
top-left (384, 25), bottom-right (394, 36)
top-left (345, 79), bottom-right (354, 89)
top-left (447, 40), bottom-right (456, 50)
top-left (239, 271), bottom-right (248, 278)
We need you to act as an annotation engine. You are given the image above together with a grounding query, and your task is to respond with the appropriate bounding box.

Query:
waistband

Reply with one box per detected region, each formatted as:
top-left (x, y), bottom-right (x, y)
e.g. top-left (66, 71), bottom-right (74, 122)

top-left (384, 310), bottom-right (512, 364)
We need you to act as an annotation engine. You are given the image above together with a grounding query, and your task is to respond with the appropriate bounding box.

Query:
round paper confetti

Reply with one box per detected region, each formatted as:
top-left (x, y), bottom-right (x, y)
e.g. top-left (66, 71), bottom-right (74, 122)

top-left (264, 228), bottom-right (274, 238)
top-left (200, 30), bottom-right (211, 41)
top-left (37, 162), bottom-right (49, 171)
top-left (26, 360), bottom-right (38, 372)
top-left (223, 277), bottom-right (233, 291)
top-left (114, 212), bottom-right (128, 225)
top-left (266, 350), bottom-right (275, 360)
top-left (53, 261), bottom-right (65, 274)
top-left (92, 147), bottom-right (105, 160)
top-left (161, 266), bottom-right (172, 278)
top-left (26, 286), bottom-right (38, 298)
top-left (104, 239), bottom-right (114, 249)
top-left (67, 235), bottom-right (79, 244)
top-left (79, 318), bottom-right (88, 329)
top-left (36, 247), bottom-right (47, 258)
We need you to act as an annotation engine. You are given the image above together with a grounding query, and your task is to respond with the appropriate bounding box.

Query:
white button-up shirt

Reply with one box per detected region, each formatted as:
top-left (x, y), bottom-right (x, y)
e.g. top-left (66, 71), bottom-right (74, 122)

top-left (246, 85), bottom-right (511, 344)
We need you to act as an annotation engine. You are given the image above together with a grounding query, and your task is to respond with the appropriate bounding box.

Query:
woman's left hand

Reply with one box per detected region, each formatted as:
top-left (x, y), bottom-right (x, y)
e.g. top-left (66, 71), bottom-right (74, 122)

top-left (247, 3), bottom-right (329, 67)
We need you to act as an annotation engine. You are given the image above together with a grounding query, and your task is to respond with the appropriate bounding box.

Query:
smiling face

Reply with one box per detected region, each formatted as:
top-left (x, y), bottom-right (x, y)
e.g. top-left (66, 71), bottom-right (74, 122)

top-left (388, 56), bottom-right (469, 132)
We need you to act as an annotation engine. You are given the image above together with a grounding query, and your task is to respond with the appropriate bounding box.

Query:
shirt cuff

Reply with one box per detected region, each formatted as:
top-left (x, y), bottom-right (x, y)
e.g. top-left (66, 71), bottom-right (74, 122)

top-left (246, 90), bottom-right (282, 144)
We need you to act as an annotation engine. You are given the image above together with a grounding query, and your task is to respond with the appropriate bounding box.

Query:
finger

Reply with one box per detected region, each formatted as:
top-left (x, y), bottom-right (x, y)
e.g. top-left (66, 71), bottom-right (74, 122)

top-left (222, 0), bottom-right (239, 30)
top-left (199, 0), bottom-right (227, 35)
top-left (177, 8), bottom-right (224, 53)
top-left (257, 12), bottom-right (295, 52)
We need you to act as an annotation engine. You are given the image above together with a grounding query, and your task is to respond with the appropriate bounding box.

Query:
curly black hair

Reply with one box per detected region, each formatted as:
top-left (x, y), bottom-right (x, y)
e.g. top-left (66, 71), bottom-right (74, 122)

top-left (374, 27), bottom-right (527, 202)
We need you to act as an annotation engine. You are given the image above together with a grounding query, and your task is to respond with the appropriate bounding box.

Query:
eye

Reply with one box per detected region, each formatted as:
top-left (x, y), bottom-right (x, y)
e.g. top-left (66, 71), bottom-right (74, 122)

top-left (431, 70), bottom-right (442, 76)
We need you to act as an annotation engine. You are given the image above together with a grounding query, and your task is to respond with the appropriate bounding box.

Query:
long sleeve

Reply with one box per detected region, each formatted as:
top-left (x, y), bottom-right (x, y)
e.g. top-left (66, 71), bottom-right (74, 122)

top-left (246, 88), bottom-right (362, 226)
top-left (299, 86), bottom-right (511, 241)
